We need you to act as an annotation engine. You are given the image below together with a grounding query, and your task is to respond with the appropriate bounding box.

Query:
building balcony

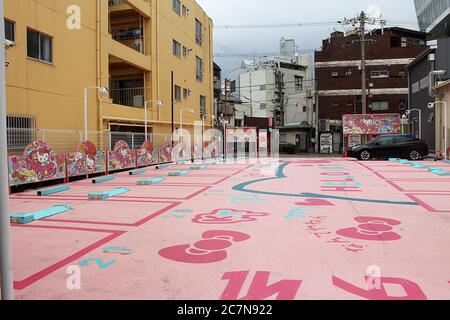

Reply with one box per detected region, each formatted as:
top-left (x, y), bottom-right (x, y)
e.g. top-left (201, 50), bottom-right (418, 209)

top-left (109, 0), bottom-right (151, 65)
top-left (109, 87), bottom-right (147, 108)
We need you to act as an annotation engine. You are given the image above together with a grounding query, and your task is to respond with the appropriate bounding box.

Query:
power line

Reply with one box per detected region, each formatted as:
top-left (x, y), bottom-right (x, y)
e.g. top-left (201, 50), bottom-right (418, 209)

top-left (214, 19), bottom-right (418, 30)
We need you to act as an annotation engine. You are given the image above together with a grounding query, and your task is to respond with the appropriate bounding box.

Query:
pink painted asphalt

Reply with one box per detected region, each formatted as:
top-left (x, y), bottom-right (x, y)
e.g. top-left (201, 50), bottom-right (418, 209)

top-left (8, 158), bottom-right (450, 300)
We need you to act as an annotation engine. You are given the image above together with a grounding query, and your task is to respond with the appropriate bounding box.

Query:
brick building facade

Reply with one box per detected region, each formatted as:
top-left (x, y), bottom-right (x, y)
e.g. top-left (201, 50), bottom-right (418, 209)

top-left (315, 27), bottom-right (427, 152)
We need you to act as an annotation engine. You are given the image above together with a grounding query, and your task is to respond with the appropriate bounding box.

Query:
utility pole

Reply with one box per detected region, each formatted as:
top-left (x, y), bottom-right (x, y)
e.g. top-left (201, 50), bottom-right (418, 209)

top-left (339, 12), bottom-right (385, 115)
top-left (0, 0), bottom-right (15, 300)
top-left (224, 79), bottom-right (229, 126)
top-left (360, 11), bottom-right (367, 114)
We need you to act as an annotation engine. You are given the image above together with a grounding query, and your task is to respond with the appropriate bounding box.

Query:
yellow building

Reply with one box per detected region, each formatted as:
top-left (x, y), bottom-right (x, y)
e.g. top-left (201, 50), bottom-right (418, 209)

top-left (3, 0), bottom-right (214, 152)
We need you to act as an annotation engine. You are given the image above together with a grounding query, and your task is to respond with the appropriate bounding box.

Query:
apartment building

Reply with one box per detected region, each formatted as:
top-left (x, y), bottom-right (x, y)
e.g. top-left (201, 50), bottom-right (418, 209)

top-left (315, 28), bottom-right (427, 153)
top-left (229, 38), bottom-right (315, 153)
top-left (3, 0), bottom-right (213, 152)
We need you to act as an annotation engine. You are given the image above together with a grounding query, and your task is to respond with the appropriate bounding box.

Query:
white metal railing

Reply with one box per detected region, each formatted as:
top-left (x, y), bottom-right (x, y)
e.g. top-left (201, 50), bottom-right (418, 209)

top-left (109, 87), bottom-right (146, 108)
top-left (6, 128), bottom-right (172, 155)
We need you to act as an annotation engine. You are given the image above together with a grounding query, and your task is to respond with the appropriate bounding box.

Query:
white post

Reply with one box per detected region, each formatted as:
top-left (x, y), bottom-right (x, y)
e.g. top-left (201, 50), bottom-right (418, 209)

top-left (419, 109), bottom-right (422, 140)
top-left (84, 88), bottom-right (88, 142)
top-left (180, 109), bottom-right (183, 141)
top-left (144, 101), bottom-right (148, 140)
top-left (445, 102), bottom-right (448, 160)
top-left (0, 0), bottom-right (15, 300)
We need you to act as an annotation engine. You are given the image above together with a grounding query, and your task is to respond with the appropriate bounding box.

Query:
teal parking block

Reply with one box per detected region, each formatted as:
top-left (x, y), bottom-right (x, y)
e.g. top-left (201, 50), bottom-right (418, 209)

top-left (137, 177), bottom-right (165, 185)
top-left (92, 176), bottom-right (115, 184)
top-left (10, 205), bottom-right (72, 224)
top-left (168, 170), bottom-right (190, 176)
top-left (129, 169), bottom-right (146, 176)
top-left (190, 165), bottom-right (207, 170)
top-left (10, 213), bottom-right (35, 224)
top-left (156, 164), bottom-right (169, 170)
top-left (37, 185), bottom-right (70, 196)
top-left (428, 168), bottom-right (443, 172)
top-left (389, 158), bottom-right (400, 162)
top-left (434, 171), bottom-right (450, 176)
top-left (89, 188), bottom-right (129, 200)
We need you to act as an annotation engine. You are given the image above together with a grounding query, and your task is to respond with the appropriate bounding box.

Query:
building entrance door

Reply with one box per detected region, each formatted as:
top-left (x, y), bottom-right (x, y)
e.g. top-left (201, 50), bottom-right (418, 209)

top-left (296, 134), bottom-right (308, 153)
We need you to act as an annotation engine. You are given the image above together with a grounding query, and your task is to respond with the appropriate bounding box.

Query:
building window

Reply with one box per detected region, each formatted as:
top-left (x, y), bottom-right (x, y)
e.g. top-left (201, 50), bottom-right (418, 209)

top-left (172, 0), bottom-right (181, 15)
top-left (174, 85), bottom-right (181, 101)
top-left (399, 100), bottom-right (406, 111)
top-left (5, 20), bottom-right (15, 42)
top-left (183, 88), bottom-right (189, 99)
top-left (303, 106), bottom-right (307, 113)
top-left (370, 101), bottom-right (389, 111)
top-left (260, 103), bottom-right (267, 109)
top-left (295, 76), bottom-right (303, 91)
top-left (173, 40), bottom-right (181, 58)
top-left (7, 114), bottom-right (35, 153)
top-left (182, 5), bottom-right (187, 16)
top-left (391, 36), bottom-right (407, 47)
top-left (195, 19), bottom-right (202, 46)
top-left (280, 134), bottom-right (287, 144)
top-left (27, 28), bottom-right (52, 63)
top-left (183, 46), bottom-right (188, 57)
top-left (200, 95), bottom-right (206, 116)
top-left (196, 56), bottom-right (203, 81)
top-left (260, 85), bottom-right (266, 90)
top-left (230, 80), bottom-right (236, 93)
top-left (371, 70), bottom-right (389, 79)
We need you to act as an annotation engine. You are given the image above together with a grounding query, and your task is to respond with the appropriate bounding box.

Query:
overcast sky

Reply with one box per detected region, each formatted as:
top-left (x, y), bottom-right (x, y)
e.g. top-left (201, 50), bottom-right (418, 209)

top-left (196, 0), bottom-right (419, 76)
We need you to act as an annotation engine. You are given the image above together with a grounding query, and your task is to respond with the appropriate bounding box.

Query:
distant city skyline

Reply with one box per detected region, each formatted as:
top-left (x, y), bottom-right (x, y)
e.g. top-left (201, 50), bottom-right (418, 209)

top-left (197, 0), bottom-right (420, 77)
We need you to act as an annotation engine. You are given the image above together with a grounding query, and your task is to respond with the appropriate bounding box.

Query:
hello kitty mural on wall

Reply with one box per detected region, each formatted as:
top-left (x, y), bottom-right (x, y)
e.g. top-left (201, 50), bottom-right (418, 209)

top-left (8, 141), bottom-right (66, 186)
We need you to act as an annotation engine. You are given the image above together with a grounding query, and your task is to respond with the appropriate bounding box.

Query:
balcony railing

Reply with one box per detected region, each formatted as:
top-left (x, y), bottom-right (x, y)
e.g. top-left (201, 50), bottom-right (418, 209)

top-left (110, 87), bottom-right (146, 108)
top-left (111, 31), bottom-right (145, 54)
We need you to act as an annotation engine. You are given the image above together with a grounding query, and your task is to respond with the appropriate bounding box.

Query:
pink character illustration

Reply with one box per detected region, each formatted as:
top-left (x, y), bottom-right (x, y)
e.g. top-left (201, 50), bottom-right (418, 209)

top-left (25, 141), bottom-right (56, 181)
top-left (114, 140), bottom-right (132, 168)
top-left (79, 141), bottom-right (97, 172)
top-left (159, 230), bottom-right (251, 264)
top-left (336, 216), bottom-right (402, 241)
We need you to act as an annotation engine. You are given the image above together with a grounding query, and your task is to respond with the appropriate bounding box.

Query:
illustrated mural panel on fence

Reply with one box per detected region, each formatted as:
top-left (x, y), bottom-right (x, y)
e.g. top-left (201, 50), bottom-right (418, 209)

top-left (8, 141), bottom-right (66, 186)
top-left (342, 114), bottom-right (401, 135)
top-left (136, 141), bottom-right (158, 167)
top-left (108, 140), bottom-right (136, 172)
top-left (67, 141), bottom-right (106, 177)
top-left (159, 140), bottom-right (172, 163)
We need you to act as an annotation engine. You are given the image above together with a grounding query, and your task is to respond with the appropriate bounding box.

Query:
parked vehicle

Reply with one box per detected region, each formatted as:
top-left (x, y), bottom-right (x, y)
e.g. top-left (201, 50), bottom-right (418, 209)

top-left (347, 134), bottom-right (429, 161)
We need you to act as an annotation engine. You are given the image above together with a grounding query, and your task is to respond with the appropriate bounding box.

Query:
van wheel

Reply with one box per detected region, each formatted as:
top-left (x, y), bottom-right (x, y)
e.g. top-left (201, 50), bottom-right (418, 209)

top-left (358, 151), bottom-right (371, 161)
top-left (409, 150), bottom-right (421, 161)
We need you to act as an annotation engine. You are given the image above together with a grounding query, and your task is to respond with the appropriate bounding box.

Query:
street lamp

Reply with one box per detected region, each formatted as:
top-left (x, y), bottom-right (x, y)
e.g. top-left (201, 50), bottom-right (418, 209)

top-left (406, 109), bottom-right (422, 139)
top-left (144, 100), bottom-right (164, 139)
top-left (180, 108), bottom-right (195, 141)
top-left (84, 86), bottom-right (109, 141)
top-left (428, 101), bottom-right (448, 159)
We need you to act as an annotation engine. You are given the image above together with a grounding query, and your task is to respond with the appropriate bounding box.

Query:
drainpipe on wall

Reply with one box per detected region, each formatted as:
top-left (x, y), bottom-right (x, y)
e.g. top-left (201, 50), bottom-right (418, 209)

top-left (96, 0), bottom-right (103, 144)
